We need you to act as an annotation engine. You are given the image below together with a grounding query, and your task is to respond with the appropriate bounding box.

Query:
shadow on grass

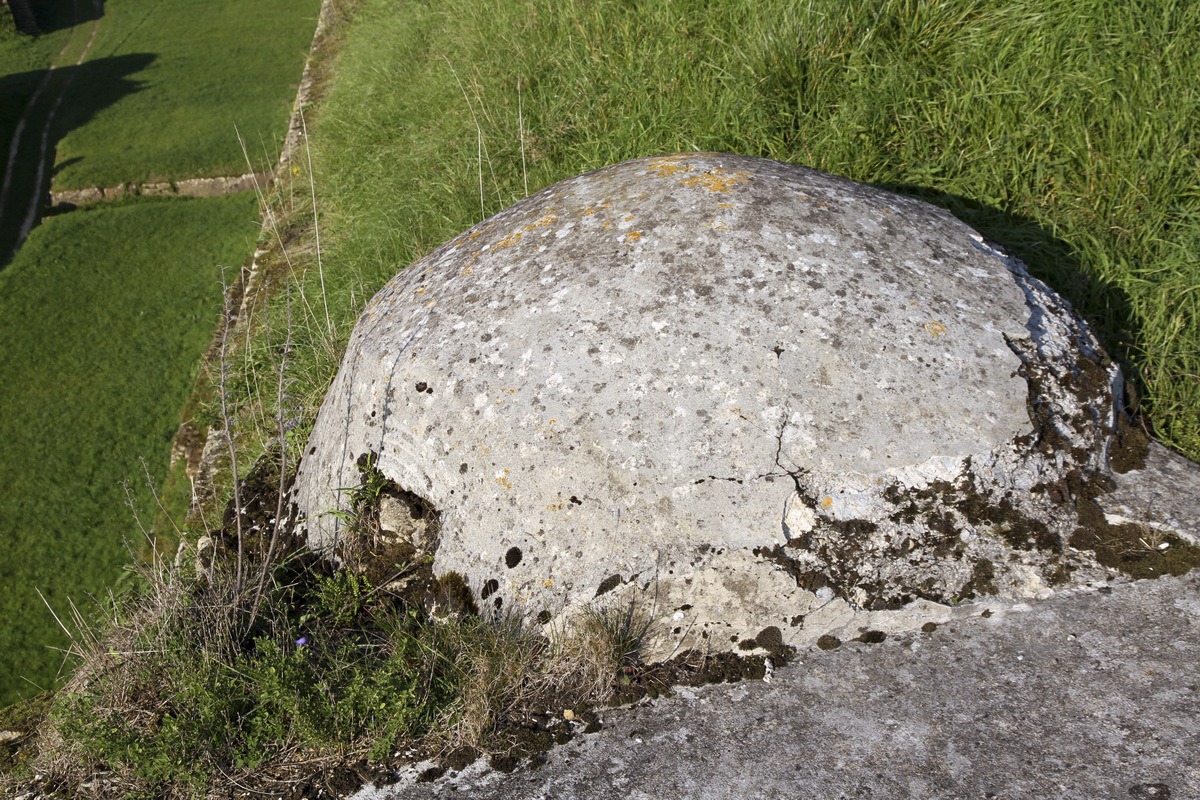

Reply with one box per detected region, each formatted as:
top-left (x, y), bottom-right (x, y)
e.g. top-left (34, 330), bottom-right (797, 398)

top-left (0, 52), bottom-right (152, 269)
top-left (876, 182), bottom-right (1142, 414)
top-left (19, 0), bottom-right (106, 35)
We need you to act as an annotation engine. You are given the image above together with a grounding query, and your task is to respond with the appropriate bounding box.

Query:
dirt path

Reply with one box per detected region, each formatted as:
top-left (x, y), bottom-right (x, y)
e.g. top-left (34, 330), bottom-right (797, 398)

top-left (0, 0), bottom-right (102, 260)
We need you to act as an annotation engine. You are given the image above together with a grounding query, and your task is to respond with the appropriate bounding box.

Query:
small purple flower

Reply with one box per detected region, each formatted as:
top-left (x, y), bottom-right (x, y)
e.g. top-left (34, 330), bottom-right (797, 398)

top-left (295, 637), bottom-right (308, 647)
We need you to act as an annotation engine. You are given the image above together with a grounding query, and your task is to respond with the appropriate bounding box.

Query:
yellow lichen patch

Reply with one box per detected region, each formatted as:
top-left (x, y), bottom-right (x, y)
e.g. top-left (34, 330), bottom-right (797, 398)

top-left (543, 579), bottom-right (554, 587)
top-left (494, 230), bottom-right (524, 249)
top-left (461, 267), bottom-right (474, 276)
top-left (925, 321), bottom-right (947, 337)
top-left (496, 469), bottom-right (512, 489)
top-left (820, 497), bottom-right (834, 510)
top-left (645, 155), bottom-right (691, 178)
top-left (679, 169), bottom-right (750, 193)
top-left (625, 231), bottom-right (643, 242)
top-left (707, 219), bottom-right (728, 231)
top-left (415, 287), bottom-right (426, 295)
top-left (623, 214), bottom-right (634, 222)
top-left (545, 501), bottom-right (566, 511)
top-left (522, 213), bottom-right (559, 232)
top-left (718, 203), bottom-right (735, 208)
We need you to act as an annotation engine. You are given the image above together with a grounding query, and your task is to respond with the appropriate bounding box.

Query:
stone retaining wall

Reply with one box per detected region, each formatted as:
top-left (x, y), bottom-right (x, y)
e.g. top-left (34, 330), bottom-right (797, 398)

top-left (49, 172), bottom-right (273, 208)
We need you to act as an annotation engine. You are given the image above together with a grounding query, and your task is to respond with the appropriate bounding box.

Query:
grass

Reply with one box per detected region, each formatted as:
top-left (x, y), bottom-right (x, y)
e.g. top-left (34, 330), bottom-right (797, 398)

top-left (50, 0), bottom-right (323, 189)
top-left (0, 193), bottom-right (261, 707)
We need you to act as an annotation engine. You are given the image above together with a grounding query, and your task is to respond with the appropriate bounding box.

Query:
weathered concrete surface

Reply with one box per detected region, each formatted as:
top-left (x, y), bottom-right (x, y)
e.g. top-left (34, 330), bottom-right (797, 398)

top-left (354, 569), bottom-right (1200, 800)
top-left (1104, 442), bottom-right (1200, 544)
top-left (292, 153), bottom-right (1137, 659)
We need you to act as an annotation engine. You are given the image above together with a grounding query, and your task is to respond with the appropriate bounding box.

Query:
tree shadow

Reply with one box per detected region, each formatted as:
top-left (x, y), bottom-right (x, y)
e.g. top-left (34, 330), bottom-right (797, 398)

top-left (10, 0), bottom-right (107, 36)
top-left (872, 182), bottom-right (1143, 413)
top-left (0, 52), bottom-right (153, 269)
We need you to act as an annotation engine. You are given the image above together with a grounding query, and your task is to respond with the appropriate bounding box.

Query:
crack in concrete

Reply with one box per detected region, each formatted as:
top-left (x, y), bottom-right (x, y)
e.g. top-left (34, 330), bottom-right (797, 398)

top-left (772, 409), bottom-right (812, 543)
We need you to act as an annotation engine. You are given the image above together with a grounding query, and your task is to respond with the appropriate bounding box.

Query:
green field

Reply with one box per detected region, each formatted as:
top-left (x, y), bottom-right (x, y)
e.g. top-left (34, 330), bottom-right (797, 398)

top-left (0, 194), bottom-right (261, 706)
top-left (297, 0), bottom-right (1199, 461)
top-left (51, 0), bottom-right (321, 189)
top-left (0, 0), bottom-right (320, 706)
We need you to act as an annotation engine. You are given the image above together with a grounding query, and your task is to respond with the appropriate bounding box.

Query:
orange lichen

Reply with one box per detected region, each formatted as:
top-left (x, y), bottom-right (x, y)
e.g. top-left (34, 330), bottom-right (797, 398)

top-left (522, 213), bottom-right (559, 232)
top-left (925, 321), bottom-right (947, 337)
top-left (820, 497), bottom-right (834, 510)
top-left (625, 231), bottom-right (642, 242)
top-left (678, 169), bottom-right (750, 193)
top-left (494, 231), bottom-right (524, 249)
top-left (645, 155), bottom-right (691, 177)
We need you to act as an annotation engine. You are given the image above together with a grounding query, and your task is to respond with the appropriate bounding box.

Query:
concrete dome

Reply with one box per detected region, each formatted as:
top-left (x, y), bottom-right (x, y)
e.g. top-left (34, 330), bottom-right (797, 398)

top-left (292, 154), bottom-right (1125, 658)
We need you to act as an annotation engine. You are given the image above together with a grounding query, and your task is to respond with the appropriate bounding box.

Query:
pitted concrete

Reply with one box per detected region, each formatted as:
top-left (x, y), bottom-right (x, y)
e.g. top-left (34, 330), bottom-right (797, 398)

top-left (292, 154), bottom-right (1139, 659)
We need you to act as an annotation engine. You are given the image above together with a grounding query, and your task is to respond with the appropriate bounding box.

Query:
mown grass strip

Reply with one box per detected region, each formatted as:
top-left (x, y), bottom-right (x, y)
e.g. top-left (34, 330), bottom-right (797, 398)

top-left (294, 0), bottom-right (1198, 459)
top-left (50, 0), bottom-right (322, 190)
top-left (0, 193), bottom-right (260, 706)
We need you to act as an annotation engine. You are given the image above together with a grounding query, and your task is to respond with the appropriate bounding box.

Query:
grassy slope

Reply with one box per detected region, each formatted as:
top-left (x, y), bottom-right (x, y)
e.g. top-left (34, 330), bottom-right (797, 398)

top-left (301, 0), bottom-right (1198, 460)
top-left (0, 194), bottom-right (261, 706)
top-left (51, 0), bottom-right (322, 189)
